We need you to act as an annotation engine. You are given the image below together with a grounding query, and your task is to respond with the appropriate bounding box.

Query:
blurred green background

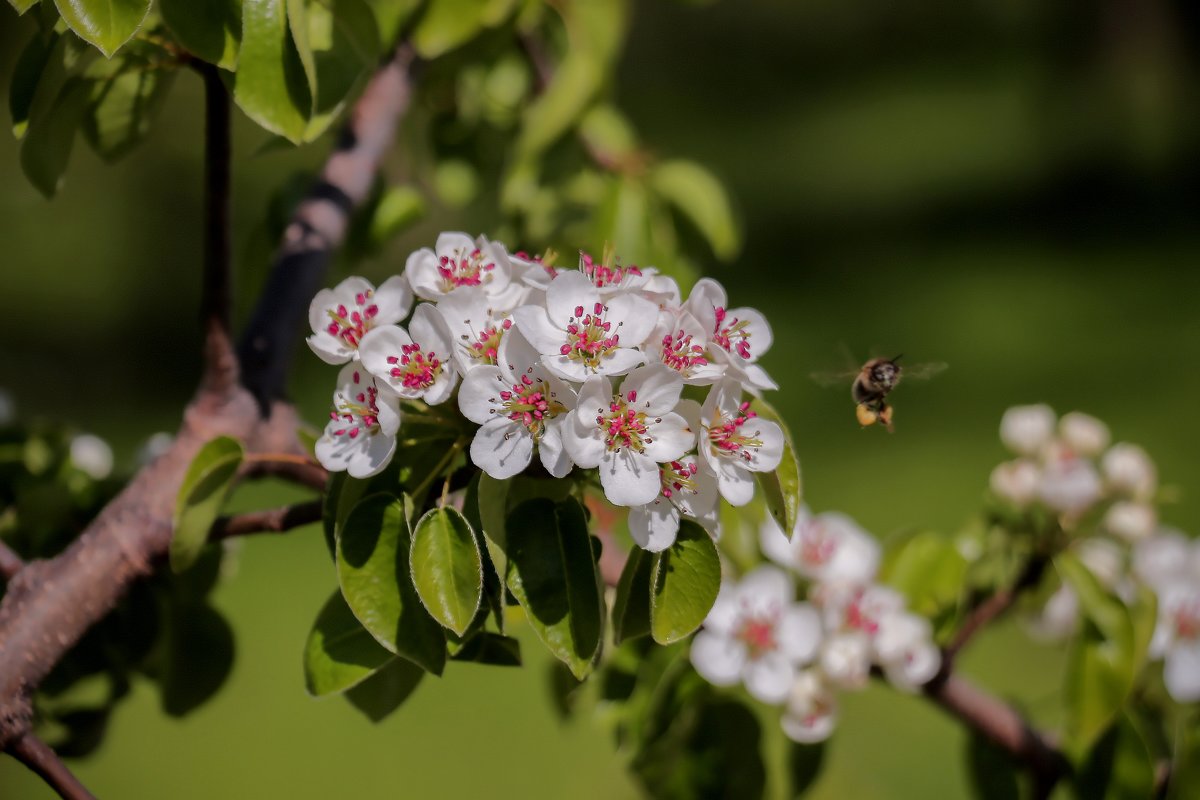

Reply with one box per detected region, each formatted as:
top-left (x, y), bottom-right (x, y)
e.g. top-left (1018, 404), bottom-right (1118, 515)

top-left (3, 0), bottom-right (1200, 797)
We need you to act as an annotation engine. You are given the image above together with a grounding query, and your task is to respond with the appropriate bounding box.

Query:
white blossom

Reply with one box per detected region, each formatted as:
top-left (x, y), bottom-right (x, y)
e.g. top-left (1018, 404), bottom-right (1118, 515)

top-left (1102, 443), bottom-right (1157, 501)
top-left (627, 455), bottom-right (720, 552)
top-left (989, 459), bottom-right (1041, 507)
top-left (307, 275), bottom-right (412, 365)
top-left (683, 278), bottom-right (777, 392)
top-left (1150, 581), bottom-right (1200, 702)
top-left (690, 566), bottom-right (823, 704)
top-left (999, 404), bottom-right (1056, 456)
top-left (69, 434), bottom-right (113, 480)
top-left (1103, 501), bottom-right (1157, 543)
top-left (404, 232), bottom-right (515, 302)
top-left (760, 509), bottom-right (880, 589)
top-left (359, 304), bottom-right (459, 405)
top-left (1038, 451), bottom-right (1102, 515)
top-left (818, 631), bottom-right (872, 690)
top-left (1059, 411), bottom-right (1110, 457)
top-left (315, 364), bottom-right (401, 478)
top-left (643, 308), bottom-right (726, 385)
top-left (874, 611), bottom-right (941, 691)
top-left (435, 286), bottom-right (515, 374)
top-left (781, 670), bottom-right (838, 743)
top-left (697, 380), bottom-right (784, 506)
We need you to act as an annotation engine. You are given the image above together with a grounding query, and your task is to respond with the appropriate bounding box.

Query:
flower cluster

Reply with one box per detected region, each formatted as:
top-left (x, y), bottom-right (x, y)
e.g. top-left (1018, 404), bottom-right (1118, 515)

top-left (689, 508), bottom-right (940, 743)
top-left (308, 233), bottom-right (783, 550)
top-left (992, 405), bottom-right (1198, 704)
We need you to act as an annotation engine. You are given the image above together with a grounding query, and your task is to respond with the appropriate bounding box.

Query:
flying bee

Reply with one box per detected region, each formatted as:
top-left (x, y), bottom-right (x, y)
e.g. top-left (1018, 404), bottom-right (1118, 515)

top-left (812, 354), bottom-right (946, 432)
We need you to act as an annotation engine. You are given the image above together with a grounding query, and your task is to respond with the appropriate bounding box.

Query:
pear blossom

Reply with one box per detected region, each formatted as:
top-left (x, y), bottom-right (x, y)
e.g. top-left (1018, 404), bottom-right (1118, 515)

top-left (359, 304), bottom-right (459, 405)
top-left (643, 309), bottom-right (726, 385)
top-left (435, 286), bottom-right (515, 373)
top-left (563, 364), bottom-right (694, 506)
top-left (683, 278), bottom-right (776, 392)
top-left (760, 509), bottom-right (880, 589)
top-left (999, 404), bottom-right (1056, 456)
top-left (69, 434), bottom-right (113, 480)
top-left (781, 670), bottom-right (838, 743)
top-left (458, 328), bottom-right (575, 480)
top-left (818, 631), bottom-right (873, 690)
top-left (627, 454), bottom-right (720, 551)
top-left (1133, 530), bottom-right (1200, 587)
top-left (690, 566), bottom-right (823, 704)
top-left (1037, 448), bottom-right (1102, 515)
top-left (405, 232), bottom-right (524, 306)
top-left (510, 250), bottom-right (563, 293)
top-left (1059, 411), bottom-right (1110, 457)
top-left (512, 271), bottom-right (658, 382)
top-left (697, 380), bottom-right (784, 506)
top-left (874, 611), bottom-right (941, 691)
top-left (307, 275), bottom-right (413, 365)
top-left (578, 250), bottom-right (655, 296)
top-left (315, 364), bottom-right (401, 478)
top-left (1103, 501), bottom-right (1157, 542)
top-left (1150, 581), bottom-right (1200, 702)
top-left (989, 459), bottom-right (1041, 507)
top-left (1102, 443), bottom-right (1157, 501)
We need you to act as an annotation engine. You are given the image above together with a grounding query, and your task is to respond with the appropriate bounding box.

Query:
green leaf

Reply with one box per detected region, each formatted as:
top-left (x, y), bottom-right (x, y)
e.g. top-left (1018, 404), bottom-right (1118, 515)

top-left (303, 589), bottom-right (395, 696)
top-left (170, 436), bottom-right (244, 573)
top-left (449, 632), bottom-right (522, 667)
top-left (505, 498), bottom-right (604, 680)
top-left (1058, 552), bottom-right (1139, 761)
top-left (881, 530), bottom-right (967, 618)
top-left (368, 0), bottom-right (420, 47)
top-left (160, 603), bottom-right (235, 717)
top-left (410, 0), bottom-right (490, 59)
top-left (19, 77), bottom-right (89, 198)
top-left (10, 0), bottom-right (43, 14)
top-left (650, 159), bottom-right (741, 261)
top-left (234, 0), bottom-right (309, 143)
top-left (462, 472), bottom-right (504, 632)
top-left (789, 741), bottom-right (827, 798)
top-left (288, 0), bottom-right (380, 140)
top-left (343, 656), bottom-right (424, 722)
top-left (10, 30), bottom-right (57, 139)
top-left (650, 520), bottom-right (721, 645)
top-left (748, 396), bottom-right (802, 537)
top-left (611, 545), bottom-right (652, 645)
top-left (336, 494), bottom-right (446, 675)
top-left (1074, 713), bottom-right (1155, 800)
top-left (410, 506), bottom-right (483, 636)
top-left (369, 184), bottom-right (426, 246)
top-left (966, 730), bottom-right (1021, 800)
top-left (1169, 713), bottom-right (1200, 800)
top-left (52, 0), bottom-right (151, 58)
top-left (81, 53), bottom-right (176, 161)
top-left (160, 0), bottom-right (242, 69)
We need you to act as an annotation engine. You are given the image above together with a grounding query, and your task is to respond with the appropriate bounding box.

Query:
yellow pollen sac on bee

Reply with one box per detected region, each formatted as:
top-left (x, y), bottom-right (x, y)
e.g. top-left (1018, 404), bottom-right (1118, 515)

top-left (855, 403), bottom-right (878, 427)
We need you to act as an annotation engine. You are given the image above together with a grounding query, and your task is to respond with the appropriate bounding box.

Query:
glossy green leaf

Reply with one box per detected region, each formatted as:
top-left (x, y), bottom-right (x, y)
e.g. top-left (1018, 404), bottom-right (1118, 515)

top-left (410, 506), bottom-right (483, 636)
top-left (650, 520), bottom-right (721, 645)
top-left (505, 498), bottom-right (604, 680)
top-left (462, 472), bottom-right (504, 632)
top-left (881, 530), bottom-right (967, 618)
top-left (10, 31), bottom-right (57, 138)
top-left (53, 0), bottom-right (151, 57)
top-left (303, 590), bottom-right (395, 696)
top-left (748, 397), bottom-right (802, 537)
top-left (1058, 552), bottom-right (1139, 761)
top-left (449, 632), bottom-right (522, 667)
top-left (789, 741), bottom-right (827, 798)
top-left (579, 104), bottom-right (638, 164)
top-left (651, 159), bottom-right (741, 261)
top-left (19, 77), bottom-right (89, 198)
top-left (410, 0), bottom-right (492, 59)
top-left (234, 0), bottom-right (309, 143)
top-left (336, 494), bottom-right (446, 675)
top-left (966, 730), bottom-right (1021, 800)
top-left (1074, 713), bottom-right (1155, 800)
top-left (368, 0), bottom-right (420, 47)
top-left (343, 656), bottom-right (424, 722)
top-left (81, 54), bottom-right (176, 161)
top-left (369, 185), bottom-right (426, 246)
top-left (160, 0), bottom-right (241, 69)
top-left (160, 603), bottom-right (235, 717)
top-left (170, 436), bottom-right (244, 573)
top-left (611, 545), bottom-right (652, 645)
top-left (297, 0), bottom-right (380, 140)
top-left (10, 0), bottom-right (43, 13)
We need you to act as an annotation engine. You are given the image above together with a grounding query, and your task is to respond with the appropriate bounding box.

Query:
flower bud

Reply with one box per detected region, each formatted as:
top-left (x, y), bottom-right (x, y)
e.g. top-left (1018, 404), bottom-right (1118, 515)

top-left (1102, 443), bottom-right (1157, 501)
top-left (989, 459), bottom-right (1040, 507)
top-left (69, 434), bottom-right (113, 481)
top-left (1103, 501), bottom-right (1157, 542)
top-left (1038, 457), bottom-right (1102, 515)
top-left (1059, 411), bottom-right (1110, 457)
top-left (781, 670), bottom-right (838, 743)
top-left (999, 404), bottom-right (1055, 456)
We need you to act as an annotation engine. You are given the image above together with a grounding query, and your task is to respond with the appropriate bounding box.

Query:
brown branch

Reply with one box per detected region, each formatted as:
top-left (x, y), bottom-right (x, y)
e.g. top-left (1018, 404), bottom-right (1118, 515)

top-left (7, 732), bottom-right (97, 800)
top-left (946, 555), bottom-right (1048, 661)
top-left (923, 669), bottom-right (1069, 798)
top-left (240, 454), bottom-right (329, 492)
top-left (238, 44), bottom-right (419, 414)
top-left (209, 500), bottom-right (324, 541)
top-left (0, 541), bottom-right (24, 582)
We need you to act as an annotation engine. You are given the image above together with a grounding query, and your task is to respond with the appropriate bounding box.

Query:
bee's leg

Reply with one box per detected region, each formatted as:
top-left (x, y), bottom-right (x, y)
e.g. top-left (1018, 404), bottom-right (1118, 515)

top-left (856, 403), bottom-right (878, 427)
top-left (879, 403), bottom-right (894, 432)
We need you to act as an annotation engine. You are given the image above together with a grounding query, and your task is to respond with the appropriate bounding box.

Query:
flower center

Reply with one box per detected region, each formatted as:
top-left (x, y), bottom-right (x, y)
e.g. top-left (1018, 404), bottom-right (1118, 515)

top-left (707, 402), bottom-right (763, 463)
top-left (843, 593), bottom-right (882, 635)
top-left (385, 342), bottom-right (443, 392)
top-left (323, 290), bottom-right (379, 348)
top-left (660, 328), bottom-right (709, 375)
top-left (712, 306), bottom-right (753, 360)
top-left (458, 317), bottom-right (512, 367)
top-left (660, 459), bottom-right (700, 500)
top-left (596, 390), bottom-right (657, 454)
top-left (1172, 597), bottom-right (1200, 642)
top-left (496, 374), bottom-right (565, 437)
top-left (329, 370), bottom-right (381, 439)
top-left (798, 521), bottom-right (837, 567)
top-left (560, 302), bottom-right (623, 371)
top-left (439, 247), bottom-right (495, 292)
top-left (735, 615), bottom-right (778, 659)
top-left (580, 251), bottom-right (642, 289)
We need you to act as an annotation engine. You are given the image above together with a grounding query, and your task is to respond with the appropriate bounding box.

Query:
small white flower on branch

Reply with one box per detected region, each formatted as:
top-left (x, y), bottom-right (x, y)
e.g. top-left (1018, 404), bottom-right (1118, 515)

top-left (359, 304), bottom-right (459, 405)
top-left (307, 275), bottom-right (413, 365)
top-left (999, 404), bottom-right (1056, 456)
top-left (315, 364), bottom-right (401, 478)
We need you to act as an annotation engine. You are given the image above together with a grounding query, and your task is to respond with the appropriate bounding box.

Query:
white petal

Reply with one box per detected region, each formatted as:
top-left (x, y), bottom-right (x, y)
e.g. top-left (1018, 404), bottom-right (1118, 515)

top-left (690, 631), bottom-right (746, 687)
top-left (643, 413), bottom-right (694, 463)
top-left (704, 580), bottom-right (740, 635)
top-left (736, 565), bottom-right (794, 615)
top-left (741, 418), bottom-right (783, 473)
top-left (404, 247), bottom-right (443, 300)
top-left (777, 604), bottom-right (822, 664)
top-left (1165, 643), bottom-right (1200, 702)
top-left (538, 420), bottom-right (573, 478)
top-left (358, 325), bottom-right (413, 392)
top-left (743, 651), bottom-right (795, 705)
top-left (458, 366), bottom-right (504, 424)
top-left (591, 346), bottom-right (647, 378)
top-left (714, 462), bottom-right (756, 506)
top-left (545, 270), bottom-right (599, 327)
top-left (471, 419), bottom-right (534, 479)
top-left (422, 370), bottom-right (459, 406)
top-left (373, 274), bottom-right (414, 324)
top-left (759, 514), bottom-right (798, 568)
top-left (618, 363), bottom-right (684, 415)
top-left (606, 292), bottom-right (659, 349)
top-left (511, 305), bottom-right (563, 356)
top-left (347, 432), bottom-right (398, 478)
top-left (497, 325), bottom-right (541, 379)
top-left (599, 449), bottom-right (660, 507)
top-left (628, 502), bottom-right (680, 552)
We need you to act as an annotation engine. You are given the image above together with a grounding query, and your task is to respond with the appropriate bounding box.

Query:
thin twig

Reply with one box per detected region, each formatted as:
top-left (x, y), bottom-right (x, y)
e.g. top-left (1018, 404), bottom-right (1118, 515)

top-left (239, 455), bottom-right (329, 492)
top-left (946, 555), bottom-right (1048, 661)
top-left (0, 541), bottom-right (24, 581)
top-left (7, 732), bottom-right (97, 800)
top-left (238, 45), bottom-right (418, 414)
top-left (209, 500), bottom-right (324, 541)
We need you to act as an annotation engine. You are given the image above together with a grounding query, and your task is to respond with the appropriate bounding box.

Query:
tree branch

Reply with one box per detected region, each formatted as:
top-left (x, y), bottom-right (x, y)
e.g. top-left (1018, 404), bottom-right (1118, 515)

top-left (946, 554), bottom-right (1048, 661)
top-left (209, 500), bottom-right (324, 541)
top-left (7, 732), bottom-right (97, 800)
top-left (240, 454), bottom-right (329, 492)
top-left (0, 541), bottom-right (24, 582)
top-left (238, 44), bottom-right (418, 414)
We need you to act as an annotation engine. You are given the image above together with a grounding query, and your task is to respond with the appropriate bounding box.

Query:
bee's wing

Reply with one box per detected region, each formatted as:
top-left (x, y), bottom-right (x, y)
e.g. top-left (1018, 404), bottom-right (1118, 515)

top-left (810, 369), bottom-right (857, 388)
top-left (902, 361), bottom-right (949, 381)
